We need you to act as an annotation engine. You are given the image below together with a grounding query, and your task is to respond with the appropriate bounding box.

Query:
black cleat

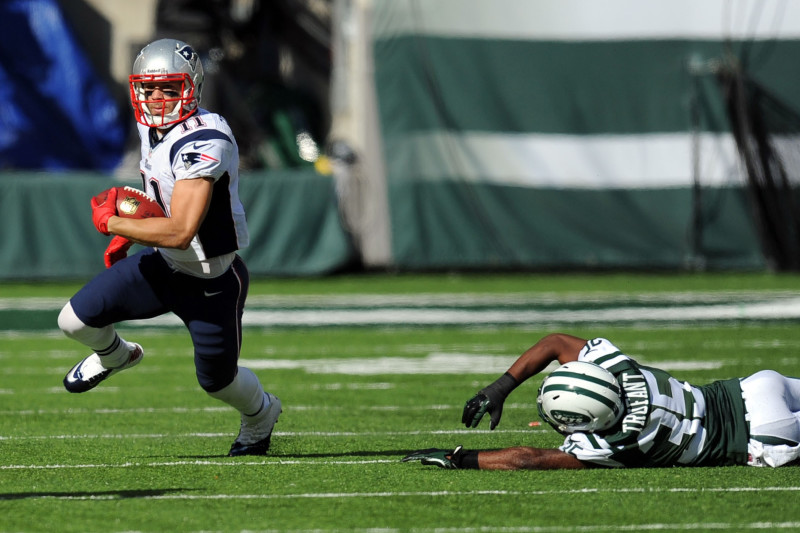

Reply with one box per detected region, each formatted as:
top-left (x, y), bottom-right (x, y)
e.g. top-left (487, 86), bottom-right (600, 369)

top-left (228, 393), bottom-right (282, 456)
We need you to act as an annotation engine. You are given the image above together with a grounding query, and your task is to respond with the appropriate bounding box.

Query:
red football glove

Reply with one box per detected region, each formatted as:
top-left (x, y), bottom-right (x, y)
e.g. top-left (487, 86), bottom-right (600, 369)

top-left (91, 186), bottom-right (118, 235)
top-left (104, 235), bottom-right (133, 268)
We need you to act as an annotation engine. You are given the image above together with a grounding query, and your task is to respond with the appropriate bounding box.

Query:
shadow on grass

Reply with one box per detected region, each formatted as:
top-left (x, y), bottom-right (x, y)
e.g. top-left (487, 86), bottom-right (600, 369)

top-left (0, 488), bottom-right (195, 501)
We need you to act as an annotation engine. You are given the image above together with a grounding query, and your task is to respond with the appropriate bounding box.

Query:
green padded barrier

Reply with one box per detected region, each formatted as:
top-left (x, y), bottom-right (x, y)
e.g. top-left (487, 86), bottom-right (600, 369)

top-left (0, 171), bottom-right (356, 281)
top-left (388, 180), bottom-right (766, 271)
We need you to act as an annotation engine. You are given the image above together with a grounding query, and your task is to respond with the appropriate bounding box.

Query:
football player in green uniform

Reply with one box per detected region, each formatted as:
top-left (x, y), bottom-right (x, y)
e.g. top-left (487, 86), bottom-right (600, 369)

top-left (403, 334), bottom-right (800, 469)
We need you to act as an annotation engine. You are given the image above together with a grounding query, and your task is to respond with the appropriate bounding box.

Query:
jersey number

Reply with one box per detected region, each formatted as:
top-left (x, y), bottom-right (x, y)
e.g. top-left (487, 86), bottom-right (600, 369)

top-left (179, 115), bottom-right (207, 133)
top-left (139, 171), bottom-right (169, 214)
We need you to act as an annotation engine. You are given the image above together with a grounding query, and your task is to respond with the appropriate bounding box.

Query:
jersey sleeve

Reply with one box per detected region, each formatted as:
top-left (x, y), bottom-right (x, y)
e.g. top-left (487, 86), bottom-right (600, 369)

top-left (579, 338), bottom-right (635, 374)
top-left (171, 134), bottom-right (233, 182)
top-left (558, 432), bottom-right (626, 468)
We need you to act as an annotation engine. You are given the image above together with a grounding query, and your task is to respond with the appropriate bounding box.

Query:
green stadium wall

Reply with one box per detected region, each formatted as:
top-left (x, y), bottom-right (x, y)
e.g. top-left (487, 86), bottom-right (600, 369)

top-left (367, 0), bottom-right (800, 271)
top-left (0, 171), bottom-right (356, 281)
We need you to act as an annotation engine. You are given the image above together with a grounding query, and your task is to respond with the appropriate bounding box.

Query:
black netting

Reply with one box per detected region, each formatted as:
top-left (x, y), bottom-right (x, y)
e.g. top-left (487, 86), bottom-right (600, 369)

top-left (718, 67), bottom-right (800, 271)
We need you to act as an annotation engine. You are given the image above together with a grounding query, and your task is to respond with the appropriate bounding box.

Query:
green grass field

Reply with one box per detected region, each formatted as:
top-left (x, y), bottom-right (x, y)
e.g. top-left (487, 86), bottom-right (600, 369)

top-left (2, 272), bottom-right (800, 532)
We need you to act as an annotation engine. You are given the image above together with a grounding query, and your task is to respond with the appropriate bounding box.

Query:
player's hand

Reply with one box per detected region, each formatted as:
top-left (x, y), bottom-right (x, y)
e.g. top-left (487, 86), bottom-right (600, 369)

top-left (462, 372), bottom-right (519, 430)
top-left (401, 445), bottom-right (465, 469)
top-left (91, 186), bottom-right (118, 235)
top-left (104, 235), bottom-right (133, 268)
top-left (462, 392), bottom-right (504, 430)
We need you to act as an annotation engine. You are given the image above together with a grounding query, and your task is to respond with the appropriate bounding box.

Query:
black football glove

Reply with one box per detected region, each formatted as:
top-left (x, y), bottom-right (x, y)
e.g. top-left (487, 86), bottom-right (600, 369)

top-left (462, 372), bottom-right (519, 430)
top-left (402, 445), bottom-right (467, 469)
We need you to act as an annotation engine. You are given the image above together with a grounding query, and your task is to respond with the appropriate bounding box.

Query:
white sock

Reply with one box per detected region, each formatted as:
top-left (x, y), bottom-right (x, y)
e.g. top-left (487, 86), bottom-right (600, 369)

top-left (207, 367), bottom-right (266, 418)
top-left (95, 335), bottom-right (135, 368)
top-left (58, 302), bottom-right (134, 368)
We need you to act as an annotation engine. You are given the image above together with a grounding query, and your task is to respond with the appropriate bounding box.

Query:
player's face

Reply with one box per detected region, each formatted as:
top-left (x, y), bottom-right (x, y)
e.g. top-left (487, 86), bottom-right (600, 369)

top-left (142, 81), bottom-right (182, 115)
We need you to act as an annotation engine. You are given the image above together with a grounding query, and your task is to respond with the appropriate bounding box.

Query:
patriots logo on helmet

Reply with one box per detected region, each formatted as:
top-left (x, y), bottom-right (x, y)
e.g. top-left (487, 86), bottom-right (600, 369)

top-left (182, 151), bottom-right (219, 169)
top-left (176, 45), bottom-right (198, 72)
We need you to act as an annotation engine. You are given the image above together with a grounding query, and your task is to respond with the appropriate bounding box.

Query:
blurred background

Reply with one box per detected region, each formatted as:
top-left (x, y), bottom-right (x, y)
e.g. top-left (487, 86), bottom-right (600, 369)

top-left (2, 0), bottom-right (800, 280)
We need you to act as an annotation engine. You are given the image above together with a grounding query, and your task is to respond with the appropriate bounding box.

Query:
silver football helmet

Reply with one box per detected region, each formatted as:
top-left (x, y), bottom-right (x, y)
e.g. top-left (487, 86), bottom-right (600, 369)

top-left (537, 361), bottom-right (624, 435)
top-left (129, 39), bottom-right (204, 128)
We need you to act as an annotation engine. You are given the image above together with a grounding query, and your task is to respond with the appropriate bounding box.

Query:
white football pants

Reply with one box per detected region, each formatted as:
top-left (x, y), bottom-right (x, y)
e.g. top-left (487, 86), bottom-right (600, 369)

top-left (741, 370), bottom-right (800, 467)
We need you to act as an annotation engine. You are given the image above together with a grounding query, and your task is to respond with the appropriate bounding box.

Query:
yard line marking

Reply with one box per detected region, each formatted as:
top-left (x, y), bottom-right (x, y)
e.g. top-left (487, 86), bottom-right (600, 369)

top-left (0, 428), bottom-right (543, 441)
top-left (0, 459), bottom-right (397, 470)
top-left (4, 292), bottom-right (800, 332)
top-left (3, 487), bottom-right (800, 498)
top-left (0, 403), bottom-right (538, 416)
top-left (402, 524), bottom-right (800, 532)
top-left (229, 298), bottom-right (800, 326)
top-left (237, 354), bottom-right (724, 375)
top-left (3, 290), bottom-right (797, 311)
top-left (2, 355), bottom-right (725, 378)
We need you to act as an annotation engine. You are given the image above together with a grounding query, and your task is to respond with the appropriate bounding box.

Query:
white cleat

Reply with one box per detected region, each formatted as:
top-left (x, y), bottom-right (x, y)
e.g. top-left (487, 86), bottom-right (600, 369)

top-left (228, 392), bottom-right (282, 456)
top-left (63, 343), bottom-right (143, 393)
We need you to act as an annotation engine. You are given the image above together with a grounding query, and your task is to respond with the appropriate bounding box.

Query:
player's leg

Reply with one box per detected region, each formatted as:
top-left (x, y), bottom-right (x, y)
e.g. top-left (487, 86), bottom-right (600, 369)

top-left (209, 367), bottom-right (282, 456)
top-left (60, 248), bottom-right (169, 392)
top-left (741, 370), bottom-right (800, 466)
top-left (173, 256), bottom-right (281, 456)
top-left (783, 374), bottom-right (800, 436)
top-left (59, 302), bottom-right (145, 392)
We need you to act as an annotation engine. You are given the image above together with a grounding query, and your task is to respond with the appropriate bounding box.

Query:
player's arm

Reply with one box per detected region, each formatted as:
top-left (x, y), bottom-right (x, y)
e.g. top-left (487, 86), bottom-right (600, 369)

top-left (107, 177), bottom-right (214, 249)
top-left (475, 446), bottom-right (587, 470)
top-left (402, 445), bottom-right (587, 470)
top-left (506, 333), bottom-right (586, 382)
top-left (462, 333), bottom-right (586, 429)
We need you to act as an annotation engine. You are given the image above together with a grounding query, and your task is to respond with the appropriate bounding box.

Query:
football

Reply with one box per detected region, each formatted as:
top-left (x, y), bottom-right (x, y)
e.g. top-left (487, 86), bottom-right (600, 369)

top-left (93, 186), bottom-right (165, 219)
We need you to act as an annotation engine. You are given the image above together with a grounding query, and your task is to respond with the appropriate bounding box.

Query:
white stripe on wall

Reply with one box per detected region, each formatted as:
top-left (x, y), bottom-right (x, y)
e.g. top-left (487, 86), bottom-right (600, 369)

top-left (387, 131), bottom-right (746, 188)
top-left (374, 0), bottom-right (800, 41)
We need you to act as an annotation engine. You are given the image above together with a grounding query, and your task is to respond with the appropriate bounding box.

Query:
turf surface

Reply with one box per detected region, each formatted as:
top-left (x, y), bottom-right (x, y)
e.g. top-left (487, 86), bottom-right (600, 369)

top-left (2, 273), bottom-right (800, 532)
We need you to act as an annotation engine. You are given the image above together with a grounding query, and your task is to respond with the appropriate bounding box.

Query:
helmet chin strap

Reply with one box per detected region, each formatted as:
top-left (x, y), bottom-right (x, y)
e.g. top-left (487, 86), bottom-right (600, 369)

top-left (149, 115), bottom-right (173, 130)
top-left (143, 100), bottom-right (184, 129)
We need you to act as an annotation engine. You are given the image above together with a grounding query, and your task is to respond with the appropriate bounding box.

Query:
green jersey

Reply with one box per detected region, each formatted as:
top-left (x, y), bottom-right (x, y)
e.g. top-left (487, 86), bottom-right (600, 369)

top-left (559, 338), bottom-right (749, 467)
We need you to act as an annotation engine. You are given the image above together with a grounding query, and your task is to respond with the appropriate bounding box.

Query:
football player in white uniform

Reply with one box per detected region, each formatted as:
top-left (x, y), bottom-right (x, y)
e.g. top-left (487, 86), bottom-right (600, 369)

top-left (403, 333), bottom-right (800, 469)
top-left (58, 38), bottom-right (281, 456)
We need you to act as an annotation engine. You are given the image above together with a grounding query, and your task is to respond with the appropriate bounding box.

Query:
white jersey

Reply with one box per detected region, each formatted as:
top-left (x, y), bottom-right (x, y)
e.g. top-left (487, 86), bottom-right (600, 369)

top-left (137, 109), bottom-right (249, 275)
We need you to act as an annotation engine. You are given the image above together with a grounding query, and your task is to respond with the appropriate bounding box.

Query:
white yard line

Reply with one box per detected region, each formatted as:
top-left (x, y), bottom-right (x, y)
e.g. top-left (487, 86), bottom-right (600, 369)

top-left (1, 355), bottom-right (727, 378)
top-left (2, 485), bottom-right (799, 497)
top-left (0, 404), bottom-right (535, 416)
top-left (2, 290), bottom-right (799, 310)
top-left (3, 292), bottom-right (800, 332)
top-left (0, 427), bottom-right (543, 442)
top-left (0, 459), bottom-right (397, 470)
top-left (405, 524), bottom-right (800, 533)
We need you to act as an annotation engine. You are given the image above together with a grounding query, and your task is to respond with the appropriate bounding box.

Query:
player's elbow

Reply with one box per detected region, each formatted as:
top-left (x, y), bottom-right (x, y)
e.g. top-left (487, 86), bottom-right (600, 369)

top-left (170, 222), bottom-right (201, 250)
top-left (173, 235), bottom-right (195, 250)
top-left (162, 229), bottom-right (196, 250)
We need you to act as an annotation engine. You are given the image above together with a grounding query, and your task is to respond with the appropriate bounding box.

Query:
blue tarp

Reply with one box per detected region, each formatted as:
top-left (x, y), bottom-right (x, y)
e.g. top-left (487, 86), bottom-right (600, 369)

top-left (0, 0), bottom-right (126, 171)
